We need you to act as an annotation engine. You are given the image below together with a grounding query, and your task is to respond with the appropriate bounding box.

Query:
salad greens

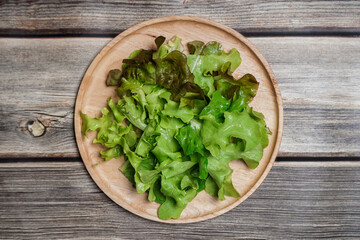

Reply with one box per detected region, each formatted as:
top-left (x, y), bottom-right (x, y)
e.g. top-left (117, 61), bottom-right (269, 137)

top-left (81, 36), bottom-right (271, 220)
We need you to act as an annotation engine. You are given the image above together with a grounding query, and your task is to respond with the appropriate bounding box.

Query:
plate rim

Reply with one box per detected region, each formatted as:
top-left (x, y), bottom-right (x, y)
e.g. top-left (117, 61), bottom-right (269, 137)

top-left (74, 15), bottom-right (284, 224)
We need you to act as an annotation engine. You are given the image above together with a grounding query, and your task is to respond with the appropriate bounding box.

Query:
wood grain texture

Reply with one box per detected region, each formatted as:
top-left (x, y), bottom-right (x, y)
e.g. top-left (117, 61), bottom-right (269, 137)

top-left (74, 16), bottom-right (283, 223)
top-left (0, 37), bottom-right (359, 158)
top-left (0, 160), bottom-right (359, 239)
top-left (0, 0), bottom-right (360, 35)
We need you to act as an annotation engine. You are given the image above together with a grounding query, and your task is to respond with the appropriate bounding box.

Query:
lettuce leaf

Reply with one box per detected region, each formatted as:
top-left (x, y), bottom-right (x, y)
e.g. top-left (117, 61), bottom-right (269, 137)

top-left (148, 178), bottom-right (165, 204)
top-left (134, 119), bottom-right (158, 157)
top-left (119, 160), bottom-right (136, 187)
top-left (153, 36), bottom-right (184, 59)
top-left (117, 95), bottom-right (147, 130)
top-left (189, 153), bottom-right (208, 180)
top-left (163, 100), bottom-right (195, 123)
top-left (106, 69), bottom-right (122, 86)
top-left (81, 36), bottom-right (271, 220)
top-left (175, 119), bottom-right (205, 156)
top-left (201, 106), bottom-right (269, 168)
top-left (158, 175), bottom-right (198, 220)
top-left (188, 40), bottom-right (205, 55)
top-left (187, 47), bottom-right (241, 97)
top-left (159, 115), bottom-right (185, 130)
top-left (206, 151), bottom-right (240, 200)
top-left (81, 107), bottom-right (113, 138)
top-left (151, 127), bottom-right (182, 162)
top-left (215, 73), bottom-right (259, 110)
top-left (115, 36), bottom-right (205, 108)
top-left (145, 87), bottom-right (169, 119)
top-left (200, 90), bottom-right (230, 122)
top-left (100, 145), bottom-right (123, 161)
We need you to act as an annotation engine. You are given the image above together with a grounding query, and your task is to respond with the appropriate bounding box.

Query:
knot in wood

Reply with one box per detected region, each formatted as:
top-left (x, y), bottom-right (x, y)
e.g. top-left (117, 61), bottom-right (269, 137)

top-left (27, 120), bottom-right (46, 137)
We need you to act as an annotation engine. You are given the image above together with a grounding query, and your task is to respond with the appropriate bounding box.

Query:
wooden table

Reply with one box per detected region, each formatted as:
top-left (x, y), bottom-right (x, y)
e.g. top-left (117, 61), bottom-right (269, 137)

top-left (1, 1), bottom-right (359, 239)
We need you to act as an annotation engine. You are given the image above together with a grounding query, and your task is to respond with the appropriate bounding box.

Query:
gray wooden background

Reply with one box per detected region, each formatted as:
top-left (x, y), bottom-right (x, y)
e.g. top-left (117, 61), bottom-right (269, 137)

top-left (0, 1), bottom-right (359, 239)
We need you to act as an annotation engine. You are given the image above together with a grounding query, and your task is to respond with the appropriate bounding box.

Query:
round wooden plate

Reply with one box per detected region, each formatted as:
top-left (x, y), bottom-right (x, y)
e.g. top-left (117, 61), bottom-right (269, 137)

top-left (74, 16), bottom-right (283, 223)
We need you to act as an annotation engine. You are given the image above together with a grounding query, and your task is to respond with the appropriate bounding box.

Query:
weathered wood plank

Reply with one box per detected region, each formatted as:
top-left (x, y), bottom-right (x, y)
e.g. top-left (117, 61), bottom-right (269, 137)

top-left (0, 160), bottom-right (359, 239)
top-left (0, 0), bottom-right (359, 35)
top-left (0, 37), bottom-right (359, 158)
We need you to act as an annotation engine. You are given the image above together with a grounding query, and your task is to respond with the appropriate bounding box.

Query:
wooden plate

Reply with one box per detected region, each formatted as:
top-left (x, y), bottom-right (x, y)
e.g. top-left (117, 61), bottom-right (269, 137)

top-left (74, 16), bottom-right (283, 223)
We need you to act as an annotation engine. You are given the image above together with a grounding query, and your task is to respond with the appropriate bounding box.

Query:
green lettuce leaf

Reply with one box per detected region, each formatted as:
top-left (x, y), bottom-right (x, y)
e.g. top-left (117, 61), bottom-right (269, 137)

top-left (188, 40), bottom-right (224, 56)
top-left (201, 107), bottom-right (269, 168)
top-left (181, 175), bottom-right (198, 190)
top-left (120, 159), bottom-right (136, 187)
top-left (148, 178), bottom-right (166, 204)
top-left (151, 127), bottom-right (182, 162)
top-left (202, 41), bottom-right (224, 55)
top-left (122, 142), bottom-right (156, 194)
top-left (158, 175), bottom-right (198, 220)
top-left (205, 176), bottom-right (218, 197)
top-left (189, 153), bottom-right (208, 180)
top-left (204, 149), bottom-right (241, 200)
top-left (163, 100), bottom-right (195, 123)
top-left (187, 47), bottom-right (241, 97)
top-left (81, 107), bottom-right (113, 138)
top-left (82, 36), bottom-right (271, 220)
top-left (161, 161), bottom-right (196, 178)
top-left (117, 95), bottom-right (147, 130)
top-left (134, 119), bottom-right (158, 157)
top-left (145, 87), bottom-right (169, 119)
top-left (200, 90), bottom-right (230, 122)
top-left (159, 115), bottom-right (185, 130)
top-left (153, 36), bottom-right (184, 59)
top-left (116, 77), bottom-right (143, 97)
top-left (100, 145), bottom-right (123, 161)
top-left (214, 73), bottom-right (259, 111)
top-left (221, 107), bottom-right (271, 169)
top-left (187, 40), bottom-right (205, 55)
top-left (175, 119), bottom-right (205, 156)
top-left (81, 101), bottom-right (137, 155)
